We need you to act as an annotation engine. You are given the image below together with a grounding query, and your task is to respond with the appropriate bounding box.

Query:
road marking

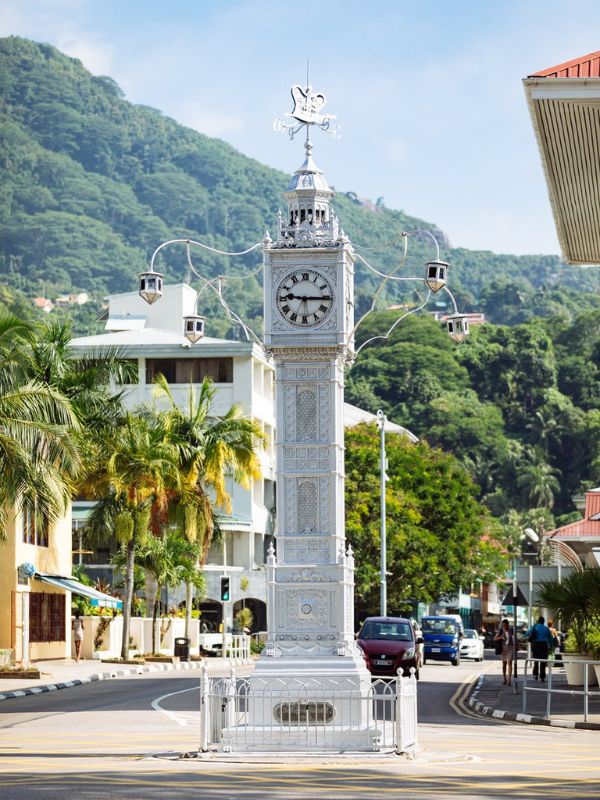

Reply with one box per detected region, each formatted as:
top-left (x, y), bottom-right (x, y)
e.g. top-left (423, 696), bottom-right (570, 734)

top-left (448, 670), bottom-right (486, 720)
top-left (150, 685), bottom-right (197, 727)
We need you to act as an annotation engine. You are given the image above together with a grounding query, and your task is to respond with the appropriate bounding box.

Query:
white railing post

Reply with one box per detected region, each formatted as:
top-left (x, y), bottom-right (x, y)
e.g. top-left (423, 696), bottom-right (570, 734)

top-left (412, 669), bottom-right (418, 752)
top-left (395, 668), bottom-right (402, 754)
top-left (199, 661), bottom-right (209, 752)
top-left (395, 668), bottom-right (417, 756)
top-left (226, 665), bottom-right (236, 729)
top-left (545, 660), bottom-right (553, 719)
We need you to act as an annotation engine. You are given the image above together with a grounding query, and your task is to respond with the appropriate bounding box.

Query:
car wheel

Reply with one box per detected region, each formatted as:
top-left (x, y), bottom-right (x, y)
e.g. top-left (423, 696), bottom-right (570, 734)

top-left (423, 658), bottom-right (427, 665)
top-left (451, 657), bottom-right (459, 666)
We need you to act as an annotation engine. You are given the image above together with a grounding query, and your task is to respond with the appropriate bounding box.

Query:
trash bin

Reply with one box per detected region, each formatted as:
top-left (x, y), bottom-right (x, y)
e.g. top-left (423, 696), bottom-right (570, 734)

top-left (174, 637), bottom-right (190, 662)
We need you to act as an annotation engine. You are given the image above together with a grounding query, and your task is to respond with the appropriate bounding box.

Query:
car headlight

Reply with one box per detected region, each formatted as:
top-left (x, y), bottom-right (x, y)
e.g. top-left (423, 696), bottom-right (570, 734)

top-left (402, 647), bottom-right (415, 660)
top-left (452, 638), bottom-right (458, 646)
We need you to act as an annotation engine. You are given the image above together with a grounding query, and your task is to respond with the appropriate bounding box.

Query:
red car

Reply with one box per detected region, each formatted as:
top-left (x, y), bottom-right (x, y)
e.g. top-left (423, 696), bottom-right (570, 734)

top-left (356, 616), bottom-right (422, 679)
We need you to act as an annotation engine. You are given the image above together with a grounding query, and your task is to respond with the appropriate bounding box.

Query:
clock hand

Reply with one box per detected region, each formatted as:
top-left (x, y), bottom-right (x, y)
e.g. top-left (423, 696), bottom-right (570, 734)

top-left (284, 294), bottom-right (330, 301)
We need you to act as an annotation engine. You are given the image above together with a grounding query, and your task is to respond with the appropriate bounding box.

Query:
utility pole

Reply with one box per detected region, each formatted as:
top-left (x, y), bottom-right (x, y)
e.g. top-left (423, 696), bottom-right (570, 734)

top-left (377, 410), bottom-right (387, 616)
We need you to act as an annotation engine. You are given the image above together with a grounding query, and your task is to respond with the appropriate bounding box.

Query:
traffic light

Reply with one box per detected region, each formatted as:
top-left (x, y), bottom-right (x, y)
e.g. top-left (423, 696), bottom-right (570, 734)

top-left (220, 576), bottom-right (230, 602)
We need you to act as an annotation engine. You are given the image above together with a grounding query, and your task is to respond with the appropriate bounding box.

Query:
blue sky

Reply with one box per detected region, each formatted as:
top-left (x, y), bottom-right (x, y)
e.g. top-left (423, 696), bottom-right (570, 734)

top-left (3, 0), bottom-right (600, 256)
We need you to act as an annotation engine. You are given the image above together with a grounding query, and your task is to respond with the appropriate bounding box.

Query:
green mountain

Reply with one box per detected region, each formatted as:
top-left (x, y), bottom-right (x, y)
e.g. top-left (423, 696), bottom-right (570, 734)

top-left (1, 35), bottom-right (599, 336)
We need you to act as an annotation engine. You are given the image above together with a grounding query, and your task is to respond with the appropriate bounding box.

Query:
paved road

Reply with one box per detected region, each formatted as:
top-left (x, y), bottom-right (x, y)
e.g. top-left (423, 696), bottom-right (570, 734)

top-left (0, 656), bottom-right (599, 798)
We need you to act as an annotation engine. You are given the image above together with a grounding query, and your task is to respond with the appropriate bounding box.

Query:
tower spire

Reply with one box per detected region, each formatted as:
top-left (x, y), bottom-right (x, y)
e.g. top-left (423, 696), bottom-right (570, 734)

top-left (272, 78), bottom-right (343, 248)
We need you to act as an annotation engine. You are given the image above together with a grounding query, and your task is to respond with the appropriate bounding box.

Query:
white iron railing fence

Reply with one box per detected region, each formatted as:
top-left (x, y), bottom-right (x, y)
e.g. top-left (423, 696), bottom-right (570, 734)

top-left (523, 657), bottom-right (600, 722)
top-left (222, 634), bottom-right (251, 664)
top-left (199, 665), bottom-right (417, 755)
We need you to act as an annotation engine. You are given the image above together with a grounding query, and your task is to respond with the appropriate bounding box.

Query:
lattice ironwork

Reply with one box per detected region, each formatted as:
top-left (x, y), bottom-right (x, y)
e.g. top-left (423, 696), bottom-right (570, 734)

top-left (29, 592), bottom-right (65, 642)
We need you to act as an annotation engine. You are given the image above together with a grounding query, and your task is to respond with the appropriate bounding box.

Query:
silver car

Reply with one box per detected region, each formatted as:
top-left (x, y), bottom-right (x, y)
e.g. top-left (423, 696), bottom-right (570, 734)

top-left (459, 628), bottom-right (485, 661)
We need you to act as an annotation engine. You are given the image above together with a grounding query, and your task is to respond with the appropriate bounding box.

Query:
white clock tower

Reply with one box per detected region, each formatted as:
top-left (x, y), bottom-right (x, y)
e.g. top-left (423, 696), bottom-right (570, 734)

top-left (261, 135), bottom-right (360, 663)
top-left (248, 86), bottom-right (376, 731)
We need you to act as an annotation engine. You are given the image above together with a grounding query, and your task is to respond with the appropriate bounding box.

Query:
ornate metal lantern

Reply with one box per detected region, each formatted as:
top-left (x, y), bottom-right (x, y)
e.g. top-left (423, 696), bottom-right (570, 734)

top-left (424, 260), bottom-right (448, 293)
top-left (446, 314), bottom-right (470, 343)
top-left (183, 314), bottom-right (205, 343)
top-left (138, 270), bottom-right (164, 304)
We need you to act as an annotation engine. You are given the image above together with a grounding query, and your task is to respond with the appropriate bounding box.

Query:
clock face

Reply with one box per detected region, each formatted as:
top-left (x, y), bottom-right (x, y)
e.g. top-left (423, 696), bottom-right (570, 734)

top-left (276, 269), bottom-right (334, 327)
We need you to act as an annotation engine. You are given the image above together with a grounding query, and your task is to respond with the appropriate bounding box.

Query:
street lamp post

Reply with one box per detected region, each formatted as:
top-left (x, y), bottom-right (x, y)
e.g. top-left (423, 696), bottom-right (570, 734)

top-left (377, 410), bottom-right (387, 617)
top-left (512, 527), bottom-right (539, 694)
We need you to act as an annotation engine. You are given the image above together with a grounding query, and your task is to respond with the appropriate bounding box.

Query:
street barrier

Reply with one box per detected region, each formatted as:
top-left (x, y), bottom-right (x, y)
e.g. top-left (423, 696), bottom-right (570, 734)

top-left (198, 663), bottom-right (418, 754)
top-left (522, 657), bottom-right (600, 722)
top-left (223, 633), bottom-right (251, 665)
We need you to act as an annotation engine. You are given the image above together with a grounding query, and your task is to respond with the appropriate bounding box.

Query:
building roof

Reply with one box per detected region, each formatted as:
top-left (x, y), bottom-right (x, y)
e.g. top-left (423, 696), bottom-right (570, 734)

top-left (70, 327), bottom-right (261, 359)
top-left (524, 53), bottom-right (600, 263)
top-left (529, 50), bottom-right (600, 79)
top-left (343, 402), bottom-right (418, 442)
top-left (546, 488), bottom-right (600, 540)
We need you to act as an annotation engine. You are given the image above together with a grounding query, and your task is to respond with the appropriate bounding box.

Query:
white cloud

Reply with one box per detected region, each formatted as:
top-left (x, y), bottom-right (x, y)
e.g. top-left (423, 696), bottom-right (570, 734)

top-left (55, 33), bottom-right (114, 75)
top-left (0, 1), bottom-right (114, 75)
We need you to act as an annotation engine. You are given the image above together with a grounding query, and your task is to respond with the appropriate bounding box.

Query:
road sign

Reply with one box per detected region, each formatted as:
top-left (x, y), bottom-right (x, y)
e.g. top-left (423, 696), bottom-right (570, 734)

top-left (500, 585), bottom-right (529, 607)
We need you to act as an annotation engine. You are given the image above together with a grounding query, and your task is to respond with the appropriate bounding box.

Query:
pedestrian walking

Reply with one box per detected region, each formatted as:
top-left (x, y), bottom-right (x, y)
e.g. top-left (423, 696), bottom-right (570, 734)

top-left (72, 609), bottom-right (84, 662)
top-left (547, 619), bottom-right (560, 662)
top-left (494, 618), bottom-right (514, 685)
top-left (526, 615), bottom-right (554, 681)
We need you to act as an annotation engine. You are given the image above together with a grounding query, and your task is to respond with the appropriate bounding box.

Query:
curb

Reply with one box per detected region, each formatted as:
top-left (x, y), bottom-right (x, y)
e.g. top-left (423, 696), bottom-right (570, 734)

top-left (0, 660), bottom-right (204, 703)
top-left (467, 673), bottom-right (600, 731)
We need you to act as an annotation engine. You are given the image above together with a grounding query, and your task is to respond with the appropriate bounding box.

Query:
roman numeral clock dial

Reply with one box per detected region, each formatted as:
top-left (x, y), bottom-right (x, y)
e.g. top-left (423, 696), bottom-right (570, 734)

top-left (276, 269), bottom-right (333, 327)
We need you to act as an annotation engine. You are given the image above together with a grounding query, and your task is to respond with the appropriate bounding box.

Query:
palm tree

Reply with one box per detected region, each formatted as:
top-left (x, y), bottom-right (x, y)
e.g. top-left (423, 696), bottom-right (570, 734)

top-left (515, 448), bottom-right (561, 509)
top-left (526, 410), bottom-right (561, 455)
top-left (29, 317), bottom-right (136, 431)
top-left (537, 568), bottom-right (600, 652)
top-left (85, 413), bottom-right (180, 660)
top-left (152, 375), bottom-right (264, 637)
top-left (136, 530), bottom-right (205, 654)
top-left (0, 313), bottom-right (81, 540)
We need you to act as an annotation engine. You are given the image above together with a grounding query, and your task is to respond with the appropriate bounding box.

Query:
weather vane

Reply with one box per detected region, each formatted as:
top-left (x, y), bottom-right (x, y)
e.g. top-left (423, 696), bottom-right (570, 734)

top-left (273, 63), bottom-right (340, 140)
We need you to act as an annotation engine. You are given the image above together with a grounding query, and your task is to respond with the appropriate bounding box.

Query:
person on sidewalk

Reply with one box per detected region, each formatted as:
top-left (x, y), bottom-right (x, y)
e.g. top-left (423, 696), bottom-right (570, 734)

top-left (494, 618), bottom-right (514, 686)
top-left (72, 610), bottom-right (85, 662)
top-left (526, 615), bottom-right (554, 681)
top-left (547, 619), bottom-right (560, 663)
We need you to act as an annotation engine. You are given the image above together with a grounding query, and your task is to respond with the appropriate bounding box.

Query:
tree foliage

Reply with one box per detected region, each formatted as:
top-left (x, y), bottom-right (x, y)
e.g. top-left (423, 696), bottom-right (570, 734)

top-left (348, 307), bottom-right (600, 526)
top-left (345, 424), bottom-right (506, 618)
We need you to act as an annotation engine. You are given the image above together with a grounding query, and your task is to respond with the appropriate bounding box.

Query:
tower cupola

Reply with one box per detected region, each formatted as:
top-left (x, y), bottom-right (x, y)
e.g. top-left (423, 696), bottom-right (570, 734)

top-left (275, 138), bottom-right (342, 248)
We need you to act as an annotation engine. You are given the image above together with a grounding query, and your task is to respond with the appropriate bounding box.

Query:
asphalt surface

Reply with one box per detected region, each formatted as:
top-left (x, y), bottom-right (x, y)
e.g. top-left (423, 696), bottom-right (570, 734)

top-left (0, 655), bottom-right (599, 798)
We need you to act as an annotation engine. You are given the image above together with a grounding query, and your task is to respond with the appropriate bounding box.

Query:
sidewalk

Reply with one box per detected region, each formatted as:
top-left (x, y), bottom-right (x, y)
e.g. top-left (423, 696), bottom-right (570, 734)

top-left (469, 661), bottom-right (600, 730)
top-left (0, 657), bottom-right (250, 701)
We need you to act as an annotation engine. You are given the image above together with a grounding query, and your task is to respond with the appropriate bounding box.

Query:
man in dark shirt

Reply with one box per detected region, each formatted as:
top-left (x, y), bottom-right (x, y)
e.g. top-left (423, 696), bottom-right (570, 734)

top-left (526, 615), bottom-right (554, 681)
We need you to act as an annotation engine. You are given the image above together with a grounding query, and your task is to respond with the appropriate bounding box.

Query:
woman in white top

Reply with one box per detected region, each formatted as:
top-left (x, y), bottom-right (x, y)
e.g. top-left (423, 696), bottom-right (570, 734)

top-left (72, 610), bottom-right (84, 662)
top-left (493, 618), bottom-right (514, 686)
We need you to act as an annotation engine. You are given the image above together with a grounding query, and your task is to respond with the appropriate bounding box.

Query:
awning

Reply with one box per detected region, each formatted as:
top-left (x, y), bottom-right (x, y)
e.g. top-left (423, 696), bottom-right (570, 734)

top-left (35, 573), bottom-right (123, 609)
top-left (524, 51), bottom-right (600, 264)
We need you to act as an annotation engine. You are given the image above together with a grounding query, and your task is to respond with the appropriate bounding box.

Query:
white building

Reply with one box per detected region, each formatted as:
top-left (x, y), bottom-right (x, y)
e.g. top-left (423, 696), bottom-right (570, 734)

top-left (70, 282), bottom-right (413, 632)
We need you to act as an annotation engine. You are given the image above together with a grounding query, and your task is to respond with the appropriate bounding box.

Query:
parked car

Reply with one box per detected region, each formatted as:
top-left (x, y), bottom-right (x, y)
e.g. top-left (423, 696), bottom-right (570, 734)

top-left (459, 629), bottom-right (485, 661)
top-left (356, 616), bottom-right (422, 679)
top-left (421, 615), bottom-right (463, 666)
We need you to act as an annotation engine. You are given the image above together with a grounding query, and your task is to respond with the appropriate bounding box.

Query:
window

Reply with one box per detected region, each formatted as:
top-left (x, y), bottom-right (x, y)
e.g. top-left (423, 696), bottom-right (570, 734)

top-left (146, 358), bottom-right (233, 384)
top-left (22, 508), bottom-right (48, 547)
top-left (359, 621), bottom-right (413, 642)
top-left (29, 592), bottom-right (65, 642)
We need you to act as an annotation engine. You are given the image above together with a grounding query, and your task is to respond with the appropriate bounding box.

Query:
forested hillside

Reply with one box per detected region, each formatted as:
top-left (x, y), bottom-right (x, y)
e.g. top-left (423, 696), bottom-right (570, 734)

top-left (2, 35), bottom-right (600, 529)
top-left (347, 310), bottom-right (600, 523)
top-left (1, 35), bottom-right (600, 338)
